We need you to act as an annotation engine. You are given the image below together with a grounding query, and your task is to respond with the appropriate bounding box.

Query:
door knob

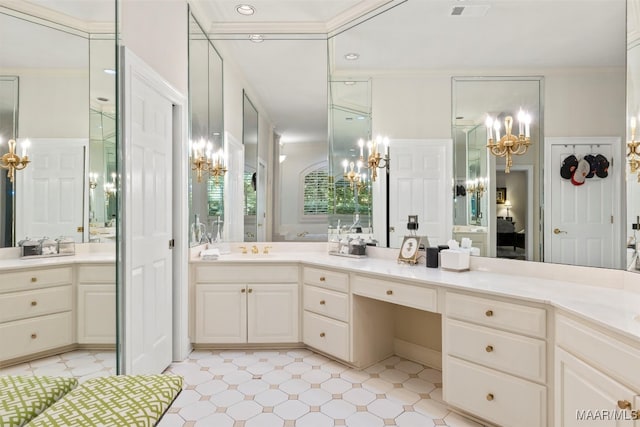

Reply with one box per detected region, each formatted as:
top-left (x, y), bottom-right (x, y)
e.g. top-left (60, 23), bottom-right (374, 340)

top-left (553, 228), bottom-right (567, 235)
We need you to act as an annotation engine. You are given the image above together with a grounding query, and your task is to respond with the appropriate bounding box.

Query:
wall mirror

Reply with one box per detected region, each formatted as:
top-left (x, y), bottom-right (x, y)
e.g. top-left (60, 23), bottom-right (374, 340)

top-left (188, 15), bottom-right (329, 243)
top-left (628, 0), bottom-right (640, 272)
top-left (0, 7), bottom-right (116, 247)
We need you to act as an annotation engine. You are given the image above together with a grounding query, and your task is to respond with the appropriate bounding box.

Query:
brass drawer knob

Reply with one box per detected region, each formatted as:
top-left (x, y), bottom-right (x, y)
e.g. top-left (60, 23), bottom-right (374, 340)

top-left (319, 276), bottom-right (326, 282)
top-left (486, 393), bottom-right (494, 401)
top-left (386, 290), bottom-right (393, 295)
top-left (248, 288), bottom-right (253, 293)
top-left (485, 310), bottom-right (494, 317)
top-left (320, 332), bottom-right (326, 338)
top-left (31, 301), bottom-right (38, 306)
top-left (241, 288), bottom-right (246, 293)
top-left (31, 277), bottom-right (37, 283)
top-left (31, 333), bottom-right (37, 339)
top-left (319, 300), bottom-right (326, 305)
top-left (485, 345), bottom-right (494, 353)
top-left (618, 400), bottom-right (632, 410)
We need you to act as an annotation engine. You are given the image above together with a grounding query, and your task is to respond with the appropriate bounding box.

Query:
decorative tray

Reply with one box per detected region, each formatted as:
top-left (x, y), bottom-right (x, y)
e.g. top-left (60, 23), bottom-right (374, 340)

top-left (328, 251), bottom-right (367, 259)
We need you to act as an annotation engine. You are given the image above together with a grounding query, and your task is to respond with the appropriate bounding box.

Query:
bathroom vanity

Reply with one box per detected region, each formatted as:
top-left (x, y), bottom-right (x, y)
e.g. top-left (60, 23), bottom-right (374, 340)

top-left (190, 246), bottom-right (640, 427)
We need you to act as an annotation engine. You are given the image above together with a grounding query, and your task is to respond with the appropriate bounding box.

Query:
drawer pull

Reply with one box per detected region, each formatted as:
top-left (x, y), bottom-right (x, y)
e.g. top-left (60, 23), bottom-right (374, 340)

top-left (618, 400), bottom-right (632, 410)
top-left (319, 300), bottom-right (326, 305)
top-left (485, 310), bottom-right (494, 317)
top-left (320, 332), bottom-right (326, 338)
top-left (31, 333), bottom-right (37, 339)
top-left (31, 301), bottom-right (38, 306)
top-left (319, 276), bottom-right (326, 282)
top-left (485, 345), bottom-right (494, 353)
top-left (241, 289), bottom-right (246, 293)
top-left (248, 288), bottom-right (253, 293)
top-left (31, 277), bottom-right (37, 283)
top-left (386, 290), bottom-right (393, 295)
top-left (486, 393), bottom-right (494, 401)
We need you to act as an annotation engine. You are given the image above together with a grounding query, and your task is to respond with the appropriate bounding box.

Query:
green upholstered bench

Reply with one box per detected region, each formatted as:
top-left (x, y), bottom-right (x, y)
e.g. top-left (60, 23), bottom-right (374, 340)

top-left (0, 375), bottom-right (79, 427)
top-left (26, 374), bottom-right (182, 427)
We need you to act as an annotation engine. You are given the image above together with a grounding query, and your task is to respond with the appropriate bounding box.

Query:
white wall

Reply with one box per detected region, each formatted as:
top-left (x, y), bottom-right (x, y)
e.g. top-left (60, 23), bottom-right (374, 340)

top-left (6, 69), bottom-right (89, 138)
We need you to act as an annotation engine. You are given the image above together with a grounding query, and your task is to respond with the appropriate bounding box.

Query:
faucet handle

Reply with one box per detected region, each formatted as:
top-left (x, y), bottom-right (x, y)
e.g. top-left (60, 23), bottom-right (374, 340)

top-left (251, 245), bottom-right (259, 254)
top-left (263, 246), bottom-right (272, 254)
top-left (239, 246), bottom-right (247, 254)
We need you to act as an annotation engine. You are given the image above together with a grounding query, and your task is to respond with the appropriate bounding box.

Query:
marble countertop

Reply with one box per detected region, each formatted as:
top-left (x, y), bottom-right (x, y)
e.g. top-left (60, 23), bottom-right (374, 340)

top-left (0, 252), bottom-right (115, 270)
top-left (192, 251), bottom-right (640, 343)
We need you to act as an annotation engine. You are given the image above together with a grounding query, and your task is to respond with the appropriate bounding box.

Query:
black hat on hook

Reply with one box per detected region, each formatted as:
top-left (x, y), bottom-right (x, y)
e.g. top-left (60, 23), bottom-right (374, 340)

top-left (583, 154), bottom-right (597, 178)
top-left (595, 154), bottom-right (610, 178)
top-left (560, 154), bottom-right (579, 179)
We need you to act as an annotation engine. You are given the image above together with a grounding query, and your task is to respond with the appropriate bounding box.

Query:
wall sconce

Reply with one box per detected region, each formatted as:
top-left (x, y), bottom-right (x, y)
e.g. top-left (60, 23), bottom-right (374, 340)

top-left (357, 135), bottom-right (389, 182)
top-left (191, 139), bottom-right (227, 184)
top-left (343, 159), bottom-right (365, 189)
top-left (486, 110), bottom-right (531, 173)
top-left (89, 172), bottom-right (98, 190)
top-left (628, 117), bottom-right (640, 182)
top-left (0, 138), bottom-right (30, 183)
top-left (465, 177), bottom-right (486, 197)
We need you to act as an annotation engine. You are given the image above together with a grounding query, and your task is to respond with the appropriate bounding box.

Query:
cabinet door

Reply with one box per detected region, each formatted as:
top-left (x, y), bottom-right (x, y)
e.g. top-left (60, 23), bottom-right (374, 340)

top-left (556, 348), bottom-right (639, 426)
top-left (77, 284), bottom-right (116, 344)
top-left (196, 284), bottom-right (247, 343)
top-left (247, 284), bottom-right (299, 343)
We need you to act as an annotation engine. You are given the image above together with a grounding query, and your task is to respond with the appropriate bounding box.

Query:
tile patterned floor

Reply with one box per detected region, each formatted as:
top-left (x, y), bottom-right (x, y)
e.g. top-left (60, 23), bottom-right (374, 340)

top-left (0, 350), bottom-right (116, 383)
top-left (0, 349), bottom-right (485, 426)
top-left (158, 349), bottom-right (485, 427)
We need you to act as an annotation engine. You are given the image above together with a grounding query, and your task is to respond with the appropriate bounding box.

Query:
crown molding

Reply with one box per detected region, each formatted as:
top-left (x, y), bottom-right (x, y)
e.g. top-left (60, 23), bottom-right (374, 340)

top-left (208, 21), bottom-right (328, 36)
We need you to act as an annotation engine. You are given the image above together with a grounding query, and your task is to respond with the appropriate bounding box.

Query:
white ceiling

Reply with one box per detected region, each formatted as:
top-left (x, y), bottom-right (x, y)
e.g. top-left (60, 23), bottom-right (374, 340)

top-left (0, 0), bottom-right (627, 145)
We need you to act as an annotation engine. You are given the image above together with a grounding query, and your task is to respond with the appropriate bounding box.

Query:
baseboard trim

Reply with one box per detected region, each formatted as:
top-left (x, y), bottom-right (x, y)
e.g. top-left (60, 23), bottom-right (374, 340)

top-left (394, 338), bottom-right (442, 370)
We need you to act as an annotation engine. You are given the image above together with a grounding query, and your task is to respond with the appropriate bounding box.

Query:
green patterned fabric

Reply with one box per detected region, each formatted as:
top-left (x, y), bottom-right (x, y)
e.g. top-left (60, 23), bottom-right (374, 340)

top-left (26, 375), bottom-right (182, 427)
top-left (0, 375), bottom-right (78, 427)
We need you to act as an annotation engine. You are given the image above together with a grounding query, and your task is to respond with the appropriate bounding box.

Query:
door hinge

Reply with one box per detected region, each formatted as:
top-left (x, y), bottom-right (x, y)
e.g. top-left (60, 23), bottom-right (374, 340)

top-left (611, 215), bottom-right (614, 224)
top-left (169, 239), bottom-right (175, 249)
top-left (77, 226), bottom-right (84, 232)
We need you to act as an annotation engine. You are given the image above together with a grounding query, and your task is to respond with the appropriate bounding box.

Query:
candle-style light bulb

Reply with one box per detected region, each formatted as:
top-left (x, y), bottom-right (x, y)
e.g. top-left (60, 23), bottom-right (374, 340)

top-left (485, 116), bottom-right (494, 142)
top-left (21, 139), bottom-right (30, 157)
top-left (356, 160), bottom-right (362, 173)
top-left (494, 120), bottom-right (501, 140)
top-left (524, 114), bottom-right (531, 138)
top-left (517, 109), bottom-right (525, 136)
top-left (383, 136), bottom-right (389, 156)
top-left (632, 117), bottom-right (637, 139)
top-left (358, 139), bottom-right (364, 157)
top-left (342, 159), bottom-right (348, 174)
top-left (367, 140), bottom-right (373, 157)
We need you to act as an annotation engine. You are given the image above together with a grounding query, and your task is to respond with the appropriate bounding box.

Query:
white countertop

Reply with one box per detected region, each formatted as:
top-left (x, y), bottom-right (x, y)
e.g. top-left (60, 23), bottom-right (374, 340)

top-left (192, 250), bottom-right (640, 343)
top-left (0, 252), bottom-right (115, 270)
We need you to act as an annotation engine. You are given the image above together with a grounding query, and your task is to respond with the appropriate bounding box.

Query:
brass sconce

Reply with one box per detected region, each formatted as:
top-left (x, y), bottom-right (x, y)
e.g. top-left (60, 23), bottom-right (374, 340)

top-left (465, 177), bottom-right (486, 197)
top-left (1, 138), bottom-right (30, 183)
top-left (357, 135), bottom-right (389, 182)
top-left (104, 173), bottom-right (117, 197)
top-left (342, 159), bottom-right (367, 190)
top-left (89, 172), bottom-right (98, 190)
top-left (628, 117), bottom-right (640, 182)
top-left (191, 139), bottom-right (227, 184)
top-left (486, 110), bottom-right (532, 173)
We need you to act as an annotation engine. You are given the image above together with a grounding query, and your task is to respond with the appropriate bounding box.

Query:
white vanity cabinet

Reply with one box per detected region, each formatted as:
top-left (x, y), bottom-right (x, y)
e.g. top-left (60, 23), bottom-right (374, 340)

top-left (302, 267), bottom-right (350, 361)
top-left (76, 264), bottom-right (116, 344)
top-left (443, 292), bottom-right (548, 427)
top-left (555, 314), bottom-right (640, 426)
top-left (194, 264), bottom-right (300, 344)
top-left (0, 267), bottom-right (74, 364)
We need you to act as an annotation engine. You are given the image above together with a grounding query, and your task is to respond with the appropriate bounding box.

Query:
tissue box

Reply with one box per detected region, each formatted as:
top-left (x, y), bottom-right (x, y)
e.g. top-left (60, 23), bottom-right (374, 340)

top-left (440, 249), bottom-right (470, 271)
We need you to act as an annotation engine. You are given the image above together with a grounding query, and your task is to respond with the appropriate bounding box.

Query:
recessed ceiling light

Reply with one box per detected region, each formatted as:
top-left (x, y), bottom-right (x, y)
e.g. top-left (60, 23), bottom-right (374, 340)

top-left (344, 81), bottom-right (356, 86)
top-left (356, 116), bottom-right (365, 120)
top-left (103, 69), bottom-right (116, 75)
top-left (249, 34), bottom-right (264, 43)
top-left (344, 53), bottom-right (359, 60)
top-left (236, 4), bottom-right (255, 15)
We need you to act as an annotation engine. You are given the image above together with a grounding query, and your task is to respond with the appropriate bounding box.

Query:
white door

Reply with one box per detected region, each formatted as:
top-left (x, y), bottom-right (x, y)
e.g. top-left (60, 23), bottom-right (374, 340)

top-left (545, 137), bottom-right (620, 268)
top-left (16, 139), bottom-right (87, 243)
top-left (555, 348), bottom-right (637, 426)
top-left (389, 139), bottom-right (453, 248)
top-left (224, 132), bottom-right (244, 242)
top-left (195, 284), bottom-right (247, 343)
top-left (247, 283), bottom-right (299, 343)
top-left (121, 49), bottom-right (173, 374)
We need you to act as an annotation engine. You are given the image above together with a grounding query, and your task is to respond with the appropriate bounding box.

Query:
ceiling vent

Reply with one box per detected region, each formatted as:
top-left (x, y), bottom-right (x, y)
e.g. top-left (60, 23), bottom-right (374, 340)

top-left (450, 5), bottom-right (490, 17)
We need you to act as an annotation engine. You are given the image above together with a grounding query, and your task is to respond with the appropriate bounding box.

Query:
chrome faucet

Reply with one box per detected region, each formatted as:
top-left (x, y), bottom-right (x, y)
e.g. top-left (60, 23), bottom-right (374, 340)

top-left (251, 245), bottom-right (259, 254)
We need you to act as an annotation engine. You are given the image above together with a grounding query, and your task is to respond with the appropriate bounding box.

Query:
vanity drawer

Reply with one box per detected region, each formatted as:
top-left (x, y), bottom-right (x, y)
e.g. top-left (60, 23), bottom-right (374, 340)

top-left (0, 312), bottom-right (73, 361)
top-left (446, 318), bottom-right (546, 383)
top-left (352, 276), bottom-right (437, 312)
top-left (446, 292), bottom-right (546, 338)
top-left (0, 285), bottom-right (72, 323)
top-left (195, 265), bottom-right (299, 284)
top-left (0, 267), bottom-right (73, 293)
top-left (77, 265), bottom-right (116, 283)
top-left (303, 267), bottom-right (349, 292)
top-left (303, 284), bottom-right (349, 322)
top-left (445, 356), bottom-right (546, 427)
top-left (303, 311), bottom-right (349, 361)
